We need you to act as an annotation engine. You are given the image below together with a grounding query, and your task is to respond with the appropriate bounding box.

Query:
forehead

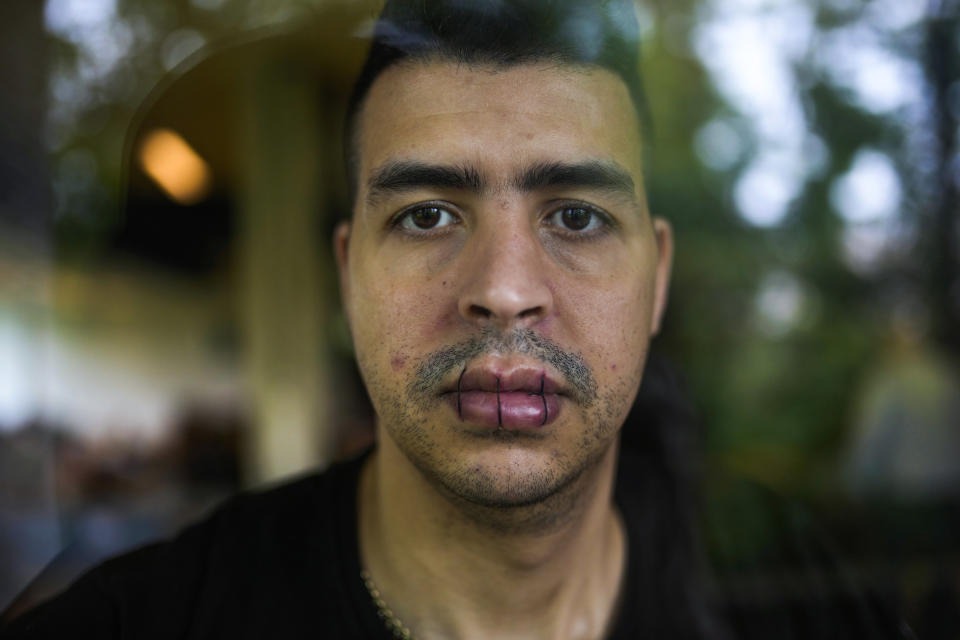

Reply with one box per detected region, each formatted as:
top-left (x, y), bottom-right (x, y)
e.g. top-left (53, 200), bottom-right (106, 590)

top-left (354, 60), bottom-right (644, 190)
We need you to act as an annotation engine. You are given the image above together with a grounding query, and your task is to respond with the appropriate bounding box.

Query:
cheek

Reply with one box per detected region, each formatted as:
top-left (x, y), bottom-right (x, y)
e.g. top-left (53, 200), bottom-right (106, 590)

top-left (352, 239), bottom-right (463, 338)
top-left (349, 272), bottom-right (452, 363)
top-left (558, 268), bottom-right (656, 375)
top-left (390, 352), bottom-right (409, 372)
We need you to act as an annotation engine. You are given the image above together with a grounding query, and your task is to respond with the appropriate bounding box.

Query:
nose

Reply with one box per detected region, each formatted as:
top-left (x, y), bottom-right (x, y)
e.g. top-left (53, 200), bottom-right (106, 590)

top-left (457, 218), bottom-right (554, 330)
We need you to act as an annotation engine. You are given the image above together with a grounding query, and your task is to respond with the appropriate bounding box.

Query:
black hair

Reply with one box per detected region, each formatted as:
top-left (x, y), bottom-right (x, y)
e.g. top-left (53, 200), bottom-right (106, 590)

top-left (620, 348), bottom-right (719, 638)
top-left (343, 0), bottom-right (651, 205)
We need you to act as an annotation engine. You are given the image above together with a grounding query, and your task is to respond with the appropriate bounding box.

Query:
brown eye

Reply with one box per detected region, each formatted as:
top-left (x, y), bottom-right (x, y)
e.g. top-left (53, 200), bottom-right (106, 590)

top-left (397, 205), bottom-right (458, 231)
top-left (561, 207), bottom-right (593, 231)
top-left (546, 204), bottom-right (608, 234)
top-left (411, 207), bottom-right (441, 228)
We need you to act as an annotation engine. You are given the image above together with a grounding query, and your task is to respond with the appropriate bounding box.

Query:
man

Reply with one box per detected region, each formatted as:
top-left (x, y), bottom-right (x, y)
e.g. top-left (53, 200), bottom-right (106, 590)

top-left (0, 0), bottom-right (906, 638)
top-left (333, 0), bottom-right (675, 635)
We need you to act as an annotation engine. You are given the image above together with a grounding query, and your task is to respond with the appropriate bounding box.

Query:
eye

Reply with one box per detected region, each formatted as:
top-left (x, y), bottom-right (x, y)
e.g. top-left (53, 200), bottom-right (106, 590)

top-left (545, 204), bottom-right (609, 234)
top-left (395, 204), bottom-right (459, 232)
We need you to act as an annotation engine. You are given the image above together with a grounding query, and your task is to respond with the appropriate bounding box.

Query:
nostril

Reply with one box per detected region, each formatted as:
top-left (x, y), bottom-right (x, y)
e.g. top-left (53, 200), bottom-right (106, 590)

top-left (518, 306), bottom-right (543, 320)
top-left (469, 304), bottom-right (492, 319)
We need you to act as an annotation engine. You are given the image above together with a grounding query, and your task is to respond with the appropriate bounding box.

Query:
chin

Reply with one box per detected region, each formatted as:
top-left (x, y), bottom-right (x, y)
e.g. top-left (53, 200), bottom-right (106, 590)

top-left (448, 456), bottom-right (566, 507)
top-left (383, 397), bottom-right (621, 517)
top-left (418, 437), bottom-right (608, 510)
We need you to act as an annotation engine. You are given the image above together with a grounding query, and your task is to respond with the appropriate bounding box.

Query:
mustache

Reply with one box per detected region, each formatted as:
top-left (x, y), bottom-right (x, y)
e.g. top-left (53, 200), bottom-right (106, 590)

top-left (409, 327), bottom-right (598, 406)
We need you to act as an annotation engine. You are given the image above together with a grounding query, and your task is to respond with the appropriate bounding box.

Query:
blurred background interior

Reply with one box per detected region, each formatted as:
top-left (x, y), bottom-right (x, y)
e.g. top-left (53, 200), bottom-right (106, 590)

top-left (0, 0), bottom-right (958, 634)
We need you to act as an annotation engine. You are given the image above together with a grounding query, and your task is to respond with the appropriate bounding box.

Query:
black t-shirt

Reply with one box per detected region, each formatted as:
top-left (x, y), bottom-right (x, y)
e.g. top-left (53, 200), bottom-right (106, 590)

top-left (0, 449), bottom-right (906, 639)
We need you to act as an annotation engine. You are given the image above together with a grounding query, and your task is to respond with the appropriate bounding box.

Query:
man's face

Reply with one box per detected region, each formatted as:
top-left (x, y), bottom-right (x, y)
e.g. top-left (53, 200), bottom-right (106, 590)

top-left (336, 61), bottom-right (672, 508)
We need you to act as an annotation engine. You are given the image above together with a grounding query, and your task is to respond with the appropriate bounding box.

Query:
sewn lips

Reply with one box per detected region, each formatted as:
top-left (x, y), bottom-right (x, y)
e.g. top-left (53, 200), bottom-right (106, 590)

top-left (443, 365), bottom-right (563, 430)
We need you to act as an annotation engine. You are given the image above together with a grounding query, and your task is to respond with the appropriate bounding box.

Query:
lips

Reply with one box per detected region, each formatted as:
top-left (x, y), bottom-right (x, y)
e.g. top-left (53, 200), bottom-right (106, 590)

top-left (442, 364), bottom-right (563, 430)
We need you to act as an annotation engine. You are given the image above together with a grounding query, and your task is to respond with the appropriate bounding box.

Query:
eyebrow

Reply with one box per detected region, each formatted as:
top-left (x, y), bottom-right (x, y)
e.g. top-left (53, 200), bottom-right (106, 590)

top-left (515, 160), bottom-right (636, 199)
top-left (365, 159), bottom-right (638, 205)
top-left (366, 161), bottom-right (486, 204)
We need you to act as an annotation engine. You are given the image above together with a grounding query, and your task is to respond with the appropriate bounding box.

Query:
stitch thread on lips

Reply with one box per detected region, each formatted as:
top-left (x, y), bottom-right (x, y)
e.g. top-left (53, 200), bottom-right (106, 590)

top-left (540, 374), bottom-right (548, 426)
top-left (527, 374), bottom-right (548, 426)
top-left (496, 376), bottom-right (502, 428)
top-left (457, 366), bottom-right (466, 420)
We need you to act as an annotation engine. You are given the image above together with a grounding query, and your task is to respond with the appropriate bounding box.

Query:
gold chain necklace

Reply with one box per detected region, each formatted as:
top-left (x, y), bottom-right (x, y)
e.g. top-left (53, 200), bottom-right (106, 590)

top-left (360, 569), bottom-right (416, 640)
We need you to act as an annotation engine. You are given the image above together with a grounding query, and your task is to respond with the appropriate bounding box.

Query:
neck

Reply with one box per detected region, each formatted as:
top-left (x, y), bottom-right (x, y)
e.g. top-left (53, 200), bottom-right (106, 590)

top-left (359, 435), bottom-right (626, 640)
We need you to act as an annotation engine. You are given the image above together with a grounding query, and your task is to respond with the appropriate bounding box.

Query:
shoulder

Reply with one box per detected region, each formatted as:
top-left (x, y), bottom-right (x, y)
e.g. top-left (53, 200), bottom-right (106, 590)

top-left (1, 453), bottom-right (367, 639)
top-left (192, 453), bottom-right (361, 552)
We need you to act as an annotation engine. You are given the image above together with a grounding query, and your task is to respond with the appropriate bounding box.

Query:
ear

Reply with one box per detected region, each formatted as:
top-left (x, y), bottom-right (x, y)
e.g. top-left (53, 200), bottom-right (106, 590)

top-left (333, 220), bottom-right (353, 323)
top-left (649, 217), bottom-right (673, 336)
